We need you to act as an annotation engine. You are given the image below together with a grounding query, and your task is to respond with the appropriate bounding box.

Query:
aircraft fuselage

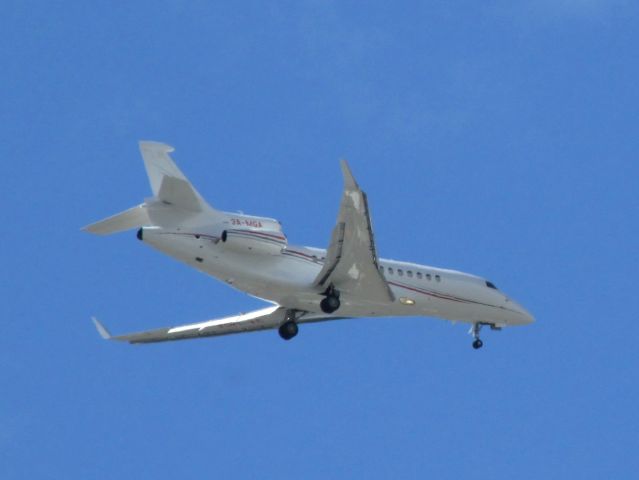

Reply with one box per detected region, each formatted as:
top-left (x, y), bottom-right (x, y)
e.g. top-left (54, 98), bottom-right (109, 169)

top-left (141, 224), bottom-right (533, 328)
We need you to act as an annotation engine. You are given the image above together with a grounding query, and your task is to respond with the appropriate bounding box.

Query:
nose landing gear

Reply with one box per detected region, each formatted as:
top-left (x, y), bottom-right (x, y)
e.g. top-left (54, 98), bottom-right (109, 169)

top-left (470, 323), bottom-right (484, 349)
top-left (468, 322), bottom-right (502, 349)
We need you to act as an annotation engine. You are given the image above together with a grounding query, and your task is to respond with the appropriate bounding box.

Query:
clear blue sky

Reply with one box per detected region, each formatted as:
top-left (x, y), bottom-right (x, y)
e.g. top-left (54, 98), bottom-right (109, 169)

top-left (2, 1), bottom-right (638, 478)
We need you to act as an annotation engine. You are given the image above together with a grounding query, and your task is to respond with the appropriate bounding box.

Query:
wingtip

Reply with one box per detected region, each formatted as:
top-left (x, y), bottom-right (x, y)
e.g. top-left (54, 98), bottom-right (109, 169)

top-left (340, 159), bottom-right (359, 189)
top-left (81, 223), bottom-right (100, 235)
top-left (91, 317), bottom-right (112, 340)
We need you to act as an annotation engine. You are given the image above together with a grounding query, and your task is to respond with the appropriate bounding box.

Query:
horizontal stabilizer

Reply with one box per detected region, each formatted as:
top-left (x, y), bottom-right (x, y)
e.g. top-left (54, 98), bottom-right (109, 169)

top-left (83, 204), bottom-right (149, 235)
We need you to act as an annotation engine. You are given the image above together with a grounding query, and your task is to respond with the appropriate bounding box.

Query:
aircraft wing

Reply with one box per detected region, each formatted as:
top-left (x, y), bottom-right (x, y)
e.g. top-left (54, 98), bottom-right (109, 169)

top-left (314, 161), bottom-right (395, 304)
top-left (92, 306), bottom-right (288, 344)
top-left (92, 307), bottom-right (345, 344)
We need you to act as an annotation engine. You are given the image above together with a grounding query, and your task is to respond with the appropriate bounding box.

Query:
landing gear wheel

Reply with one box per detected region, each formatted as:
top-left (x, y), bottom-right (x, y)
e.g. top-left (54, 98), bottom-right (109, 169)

top-left (278, 321), bottom-right (298, 340)
top-left (320, 295), bottom-right (340, 314)
top-left (472, 339), bottom-right (483, 350)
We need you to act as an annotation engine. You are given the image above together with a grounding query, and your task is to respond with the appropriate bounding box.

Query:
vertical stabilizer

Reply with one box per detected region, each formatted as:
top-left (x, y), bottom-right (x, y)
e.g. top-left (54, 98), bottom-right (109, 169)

top-left (83, 141), bottom-right (227, 235)
top-left (139, 141), bottom-right (212, 212)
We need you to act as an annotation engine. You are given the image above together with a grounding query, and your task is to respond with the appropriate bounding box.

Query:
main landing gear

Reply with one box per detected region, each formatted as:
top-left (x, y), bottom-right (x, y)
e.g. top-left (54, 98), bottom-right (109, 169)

top-left (279, 285), bottom-right (341, 340)
top-left (320, 285), bottom-right (341, 314)
top-left (279, 287), bottom-right (340, 340)
top-left (278, 310), bottom-right (299, 341)
top-left (278, 321), bottom-right (298, 340)
top-left (469, 322), bottom-right (502, 349)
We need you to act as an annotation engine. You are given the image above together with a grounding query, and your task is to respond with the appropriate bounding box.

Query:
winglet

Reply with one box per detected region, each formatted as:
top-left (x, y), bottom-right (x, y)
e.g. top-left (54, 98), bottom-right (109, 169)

top-left (340, 159), bottom-right (359, 190)
top-left (92, 317), bottom-right (112, 340)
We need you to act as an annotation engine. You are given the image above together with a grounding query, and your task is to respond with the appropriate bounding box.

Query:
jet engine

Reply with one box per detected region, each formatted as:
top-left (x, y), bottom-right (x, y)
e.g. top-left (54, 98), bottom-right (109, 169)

top-left (220, 228), bottom-right (287, 255)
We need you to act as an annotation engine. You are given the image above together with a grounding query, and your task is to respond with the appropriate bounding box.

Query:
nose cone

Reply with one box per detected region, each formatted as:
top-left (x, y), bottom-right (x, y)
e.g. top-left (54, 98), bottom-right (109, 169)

top-left (519, 306), bottom-right (535, 324)
top-left (510, 300), bottom-right (535, 325)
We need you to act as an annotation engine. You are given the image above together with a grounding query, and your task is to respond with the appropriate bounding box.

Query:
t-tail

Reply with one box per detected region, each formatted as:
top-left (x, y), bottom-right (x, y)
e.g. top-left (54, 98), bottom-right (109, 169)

top-left (83, 141), bottom-right (225, 235)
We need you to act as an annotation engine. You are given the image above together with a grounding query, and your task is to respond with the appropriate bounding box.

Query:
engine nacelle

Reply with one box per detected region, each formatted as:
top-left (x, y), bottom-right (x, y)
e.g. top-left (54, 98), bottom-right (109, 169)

top-left (220, 228), bottom-right (287, 255)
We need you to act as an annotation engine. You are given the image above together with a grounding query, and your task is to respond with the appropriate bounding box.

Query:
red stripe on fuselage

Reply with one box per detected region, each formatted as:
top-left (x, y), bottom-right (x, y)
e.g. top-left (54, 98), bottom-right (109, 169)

top-left (283, 249), bottom-right (321, 261)
top-left (227, 229), bottom-right (286, 242)
top-left (387, 280), bottom-right (502, 309)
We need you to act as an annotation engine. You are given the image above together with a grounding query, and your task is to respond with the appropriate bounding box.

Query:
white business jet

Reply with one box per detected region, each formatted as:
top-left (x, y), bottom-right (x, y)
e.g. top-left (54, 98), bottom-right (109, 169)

top-left (86, 142), bottom-right (533, 349)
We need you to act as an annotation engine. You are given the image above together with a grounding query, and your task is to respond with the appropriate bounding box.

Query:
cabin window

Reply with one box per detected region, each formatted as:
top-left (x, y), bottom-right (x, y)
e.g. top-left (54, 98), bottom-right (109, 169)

top-left (388, 267), bottom-right (394, 275)
top-left (435, 274), bottom-right (441, 282)
top-left (486, 281), bottom-right (497, 289)
top-left (407, 271), bottom-right (413, 278)
top-left (416, 272), bottom-right (422, 279)
top-left (398, 269), bottom-right (403, 277)
top-left (426, 273), bottom-right (431, 281)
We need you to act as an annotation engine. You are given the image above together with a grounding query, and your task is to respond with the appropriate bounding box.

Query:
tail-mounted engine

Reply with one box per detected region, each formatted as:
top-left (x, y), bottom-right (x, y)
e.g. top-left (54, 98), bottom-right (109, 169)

top-left (221, 228), bottom-right (287, 255)
top-left (220, 214), bottom-right (287, 255)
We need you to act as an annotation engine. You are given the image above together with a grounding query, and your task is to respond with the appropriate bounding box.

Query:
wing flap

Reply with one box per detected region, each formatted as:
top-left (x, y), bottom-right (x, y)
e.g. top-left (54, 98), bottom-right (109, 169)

top-left (315, 222), bottom-right (344, 286)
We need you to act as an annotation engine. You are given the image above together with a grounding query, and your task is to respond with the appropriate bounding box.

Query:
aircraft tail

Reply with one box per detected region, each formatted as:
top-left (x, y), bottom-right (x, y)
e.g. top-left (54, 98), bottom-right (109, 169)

top-left (83, 141), bottom-right (225, 235)
top-left (139, 141), bottom-right (211, 212)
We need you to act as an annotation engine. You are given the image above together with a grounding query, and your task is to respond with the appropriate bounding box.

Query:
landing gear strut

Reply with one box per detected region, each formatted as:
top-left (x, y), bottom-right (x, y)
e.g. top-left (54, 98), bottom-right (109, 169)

top-left (470, 323), bottom-right (483, 350)
top-left (320, 285), bottom-right (341, 314)
top-left (469, 322), bottom-right (502, 349)
top-left (278, 310), bottom-right (299, 340)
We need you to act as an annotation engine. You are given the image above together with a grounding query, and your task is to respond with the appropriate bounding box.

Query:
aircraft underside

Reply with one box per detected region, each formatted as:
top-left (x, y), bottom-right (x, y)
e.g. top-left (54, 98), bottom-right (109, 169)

top-left (85, 141), bottom-right (534, 349)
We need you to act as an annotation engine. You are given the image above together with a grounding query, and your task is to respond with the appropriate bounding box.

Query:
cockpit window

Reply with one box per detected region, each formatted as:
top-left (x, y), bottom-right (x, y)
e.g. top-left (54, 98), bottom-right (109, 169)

top-left (486, 281), bottom-right (498, 290)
